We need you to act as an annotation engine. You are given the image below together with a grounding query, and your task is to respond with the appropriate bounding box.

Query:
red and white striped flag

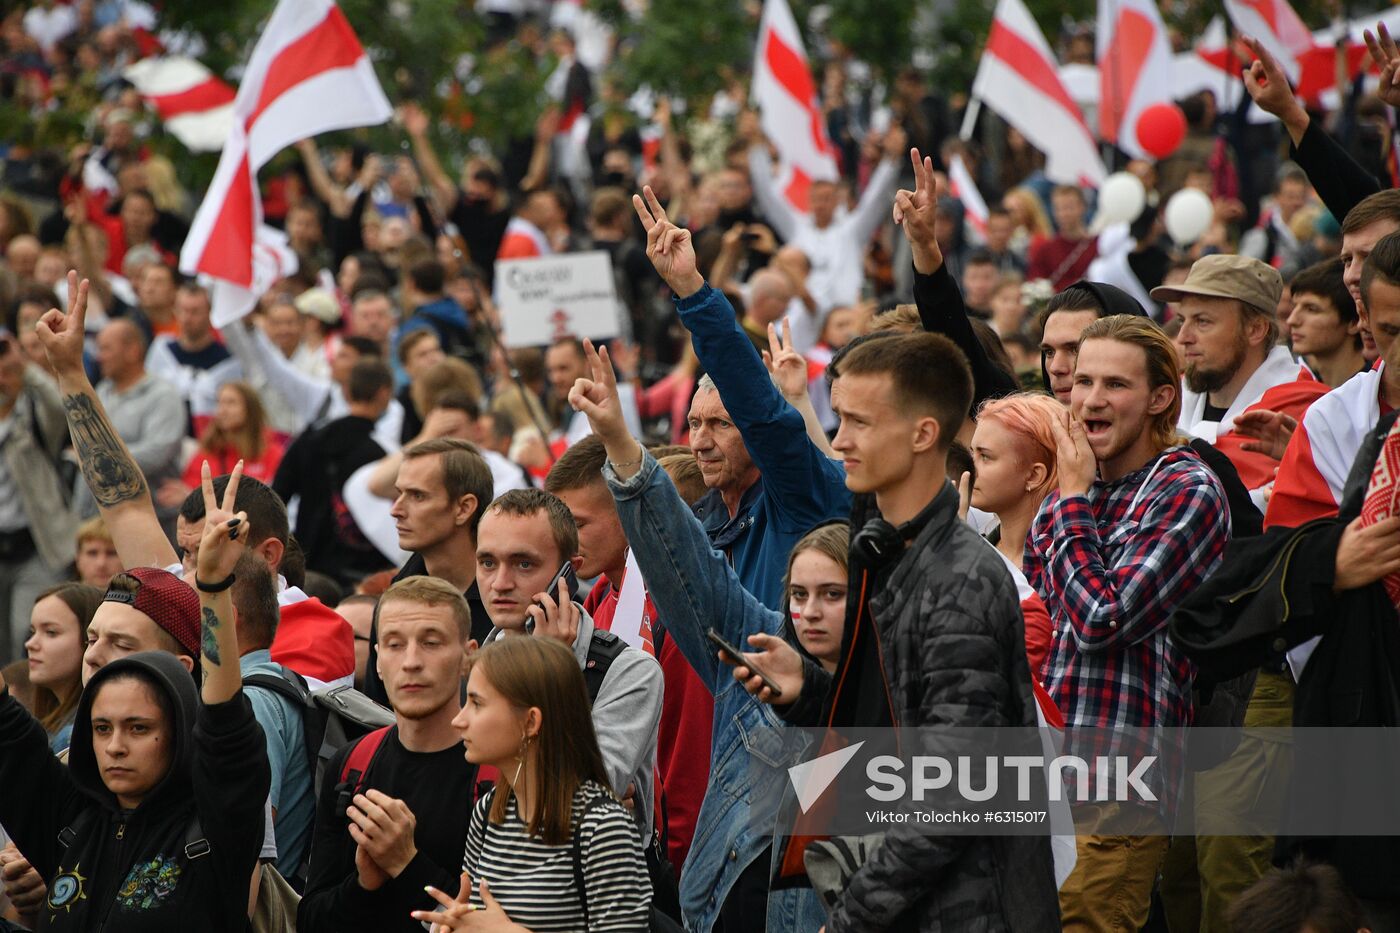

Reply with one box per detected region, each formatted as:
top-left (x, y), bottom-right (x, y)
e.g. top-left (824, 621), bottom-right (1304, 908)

top-left (948, 155), bottom-right (989, 239)
top-left (123, 56), bottom-right (235, 152)
top-left (752, 0), bottom-right (839, 213)
top-left (970, 0), bottom-right (1106, 186)
top-left (1097, 0), bottom-right (1174, 160)
top-left (180, 0), bottom-right (391, 326)
top-left (1224, 0), bottom-right (1313, 82)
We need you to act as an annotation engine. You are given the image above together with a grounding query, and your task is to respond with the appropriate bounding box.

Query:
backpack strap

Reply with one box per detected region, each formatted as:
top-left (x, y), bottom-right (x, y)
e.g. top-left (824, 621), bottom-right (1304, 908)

top-left (242, 670), bottom-right (311, 708)
top-left (183, 817), bottom-right (211, 860)
top-left (582, 630), bottom-right (627, 707)
top-left (570, 792), bottom-right (615, 930)
top-left (339, 725), bottom-right (393, 798)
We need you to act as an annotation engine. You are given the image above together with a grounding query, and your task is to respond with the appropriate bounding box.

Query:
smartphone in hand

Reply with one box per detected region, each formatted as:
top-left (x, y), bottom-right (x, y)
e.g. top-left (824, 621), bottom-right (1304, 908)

top-left (525, 562), bottom-right (579, 634)
top-left (707, 628), bottom-right (783, 698)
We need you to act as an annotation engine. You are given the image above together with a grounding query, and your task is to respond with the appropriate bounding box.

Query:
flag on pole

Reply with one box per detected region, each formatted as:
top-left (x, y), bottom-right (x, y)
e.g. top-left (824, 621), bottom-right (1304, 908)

top-left (1224, 0), bottom-right (1313, 82)
top-left (1097, 0), bottom-right (1174, 160)
top-left (948, 155), bottom-right (989, 240)
top-left (179, 0), bottom-right (392, 327)
top-left (970, 0), bottom-right (1106, 186)
top-left (752, 0), bottom-right (840, 212)
top-left (123, 56), bottom-right (236, 152)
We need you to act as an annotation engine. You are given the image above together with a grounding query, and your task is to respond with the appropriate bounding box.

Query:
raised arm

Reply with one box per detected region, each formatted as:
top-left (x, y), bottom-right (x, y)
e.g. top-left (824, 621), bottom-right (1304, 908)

top-left (400, 103), bottom-right (460, 213)
top-left (632, 186), bottom-right (850, 529)
top-left (194, 461), bottom-right (249, 704)
top-left (763, 319), bottom-right (836, 458)
top-left (846, 127), bottom-right (906, 246)
top-left (1244, 35), bottom-right (1381, 221)
top-left (568, 340), bottom-right (792, 695)
top-left (746, 144), bottom-right (801, 243)
top-left (296, 139), bottom-right (352, 219)
top-left (222, 318), bottom-right (333, 431)
top-left (35, 273), bottom-right (177, 569)
top-left (898, 149), bottom-right (1018, 409)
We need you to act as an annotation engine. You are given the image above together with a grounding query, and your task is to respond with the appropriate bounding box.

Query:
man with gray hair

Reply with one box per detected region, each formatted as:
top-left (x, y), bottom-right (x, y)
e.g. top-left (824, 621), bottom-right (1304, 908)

top-left (740, 268), bottom-right (794, 352)
top-left (634, 187), bottom-right (849, 611)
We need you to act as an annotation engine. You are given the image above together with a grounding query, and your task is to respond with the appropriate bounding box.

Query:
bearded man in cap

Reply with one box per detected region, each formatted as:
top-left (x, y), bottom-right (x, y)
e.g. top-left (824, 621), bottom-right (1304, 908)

top-left (1153, 254), bottom-right (1330, 512)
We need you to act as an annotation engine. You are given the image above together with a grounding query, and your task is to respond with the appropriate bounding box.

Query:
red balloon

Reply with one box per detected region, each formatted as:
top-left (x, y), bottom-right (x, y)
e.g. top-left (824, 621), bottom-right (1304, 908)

top-left (1135, 102), bottom-right (1187, 159)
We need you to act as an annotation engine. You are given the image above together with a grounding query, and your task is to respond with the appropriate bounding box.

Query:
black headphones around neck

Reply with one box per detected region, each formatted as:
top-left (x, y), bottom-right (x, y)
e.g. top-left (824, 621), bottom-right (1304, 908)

top-left (851, 517), bottom-right (907, 568)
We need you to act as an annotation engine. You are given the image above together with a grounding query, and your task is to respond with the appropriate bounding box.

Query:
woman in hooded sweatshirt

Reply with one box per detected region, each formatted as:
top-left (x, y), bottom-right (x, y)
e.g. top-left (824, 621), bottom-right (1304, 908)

top-left (0, 463), bottom-right (269, 932)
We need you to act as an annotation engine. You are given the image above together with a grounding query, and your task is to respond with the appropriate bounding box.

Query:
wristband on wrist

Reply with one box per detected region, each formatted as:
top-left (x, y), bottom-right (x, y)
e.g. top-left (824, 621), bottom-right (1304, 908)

top-left (195, 573), bottom-right (237, 594)
top-left (608, 446), bottom-right (644, 471)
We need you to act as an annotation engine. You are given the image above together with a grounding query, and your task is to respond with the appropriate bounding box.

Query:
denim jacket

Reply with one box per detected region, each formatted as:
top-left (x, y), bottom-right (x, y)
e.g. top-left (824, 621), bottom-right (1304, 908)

top-left (607, 453), bottom-right (824, 933)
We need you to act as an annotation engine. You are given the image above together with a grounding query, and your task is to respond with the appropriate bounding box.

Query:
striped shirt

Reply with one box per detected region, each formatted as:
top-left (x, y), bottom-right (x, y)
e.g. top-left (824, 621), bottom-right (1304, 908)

top-left (460, 781), bottom-right (650, 932)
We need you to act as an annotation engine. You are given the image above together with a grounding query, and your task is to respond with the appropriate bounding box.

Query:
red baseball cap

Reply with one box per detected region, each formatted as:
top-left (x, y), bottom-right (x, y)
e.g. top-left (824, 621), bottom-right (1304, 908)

top-left (104, 567), bottom-right (202, 659)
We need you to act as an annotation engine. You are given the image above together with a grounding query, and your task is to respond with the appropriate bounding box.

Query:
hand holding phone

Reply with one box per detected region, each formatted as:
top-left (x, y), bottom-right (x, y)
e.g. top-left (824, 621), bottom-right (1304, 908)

top-left (707, 628), bottom-right (785, 699)
top-left (526, 562), bottom-right (580, 644)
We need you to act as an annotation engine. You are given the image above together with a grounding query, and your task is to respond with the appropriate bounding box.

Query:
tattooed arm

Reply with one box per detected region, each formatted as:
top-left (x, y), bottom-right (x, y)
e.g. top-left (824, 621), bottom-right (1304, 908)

top-left (36, 272), bottom-right (177, 570)
top-left (195, 462), bottom-right (249, 705)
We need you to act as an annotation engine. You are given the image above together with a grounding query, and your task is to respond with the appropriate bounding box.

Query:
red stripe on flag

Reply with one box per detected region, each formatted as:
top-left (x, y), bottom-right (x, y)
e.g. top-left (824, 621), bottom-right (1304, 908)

top-left (247, 6), bottom-right (366, 128)
top-left (764, 30), bottom-right (833, 158)
top-left (783, 165), bottom-right (813, 212)
top-left (985, 22), bottom-right (1092, 137)
top-left (1098, 8), bottom-right (1157, 143)
top-left (195, 154), bottom-right (256, 286)
top-left (147, 79), bottom-right (236, 120)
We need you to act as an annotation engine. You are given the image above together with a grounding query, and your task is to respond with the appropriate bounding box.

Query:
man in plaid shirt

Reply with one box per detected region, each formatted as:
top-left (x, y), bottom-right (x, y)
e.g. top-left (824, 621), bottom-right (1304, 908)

top-left (1027, 315), bottom-right (1229, 932)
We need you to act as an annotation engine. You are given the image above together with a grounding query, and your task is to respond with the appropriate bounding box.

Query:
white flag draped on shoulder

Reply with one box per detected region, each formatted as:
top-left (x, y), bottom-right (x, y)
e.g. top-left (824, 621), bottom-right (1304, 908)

top-left (1096, 0), bottom-right (1174, 160)
top-left (969, 0), bottom-right (1106, 186)
top-left (179, 0), bottom-right (392, 326)
top-left (752, 0), bottom-right (840, 212)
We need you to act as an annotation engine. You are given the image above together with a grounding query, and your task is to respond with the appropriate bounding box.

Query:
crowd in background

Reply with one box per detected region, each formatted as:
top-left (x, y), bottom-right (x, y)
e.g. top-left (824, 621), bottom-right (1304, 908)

top-left (4, 1), bottom-right (1400, 932)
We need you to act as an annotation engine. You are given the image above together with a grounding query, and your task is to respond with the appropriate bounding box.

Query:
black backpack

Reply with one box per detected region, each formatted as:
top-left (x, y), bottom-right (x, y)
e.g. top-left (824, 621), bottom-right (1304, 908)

top-left (242, 668), bottom-right (395, 883)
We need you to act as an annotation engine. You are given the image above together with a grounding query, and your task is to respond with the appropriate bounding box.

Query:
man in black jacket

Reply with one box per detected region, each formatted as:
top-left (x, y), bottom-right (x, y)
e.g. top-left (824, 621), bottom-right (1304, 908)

top-left (298, 576), bottom-right (478, 933)
top-left (734, 330), bottom-right (1060, 931)
top-left (273, 358), bottom-right (396, 587)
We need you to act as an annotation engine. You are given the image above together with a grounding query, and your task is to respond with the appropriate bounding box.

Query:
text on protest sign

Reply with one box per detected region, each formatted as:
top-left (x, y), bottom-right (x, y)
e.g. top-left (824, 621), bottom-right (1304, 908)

top-left (497, 252), bottom-right (622, 348)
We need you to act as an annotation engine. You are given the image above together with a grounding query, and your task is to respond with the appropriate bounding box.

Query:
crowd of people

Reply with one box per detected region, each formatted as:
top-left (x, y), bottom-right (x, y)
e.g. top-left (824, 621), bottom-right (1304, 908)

top-left (6, 1), bottom-right (1400, 932)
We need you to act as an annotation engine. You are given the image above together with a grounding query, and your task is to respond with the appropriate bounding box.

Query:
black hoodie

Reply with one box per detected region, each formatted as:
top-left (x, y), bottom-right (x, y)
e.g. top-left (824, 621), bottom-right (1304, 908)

top-left (0, 651), bottom-right (269, 932)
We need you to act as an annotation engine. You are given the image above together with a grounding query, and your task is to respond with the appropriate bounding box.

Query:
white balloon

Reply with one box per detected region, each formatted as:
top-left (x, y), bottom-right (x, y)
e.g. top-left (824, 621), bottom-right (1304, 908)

top-left (1094, 172), bottom-right (1147, 228)
top-left (1164, 188), bottom-right (1215, 246)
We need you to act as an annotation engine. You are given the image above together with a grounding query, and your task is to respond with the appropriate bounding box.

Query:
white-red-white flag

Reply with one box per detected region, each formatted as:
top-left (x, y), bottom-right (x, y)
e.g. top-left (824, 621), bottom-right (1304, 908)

top-left (1224, 0), bottom-right (1313, 81)
top-left (970, 0), bottom-right (1106, 186)
top-left (948, 155), bottom-right (989, 239)
top-left (180, 0), bottom-right (391, 326)
top-left (124, 56), bottom-right (236, 152)
top-left (752, 0), bottom-right (839, 212)
top-left (1097, 0), bottom-right (1174, 159)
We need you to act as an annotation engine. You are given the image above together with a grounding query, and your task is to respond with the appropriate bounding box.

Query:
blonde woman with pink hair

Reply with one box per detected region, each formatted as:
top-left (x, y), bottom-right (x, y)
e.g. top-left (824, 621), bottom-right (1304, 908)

top-left (970, 393), bottom-right (1063, 567)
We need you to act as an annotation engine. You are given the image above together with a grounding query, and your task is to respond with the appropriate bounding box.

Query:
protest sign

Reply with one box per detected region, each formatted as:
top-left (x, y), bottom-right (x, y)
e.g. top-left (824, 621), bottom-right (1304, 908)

top-left (497, 251), bottom-right (622, 348)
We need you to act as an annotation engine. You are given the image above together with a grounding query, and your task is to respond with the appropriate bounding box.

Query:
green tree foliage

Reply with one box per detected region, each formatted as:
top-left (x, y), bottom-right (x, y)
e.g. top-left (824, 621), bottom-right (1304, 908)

top-left (599, 0), bottom-right (754, 101)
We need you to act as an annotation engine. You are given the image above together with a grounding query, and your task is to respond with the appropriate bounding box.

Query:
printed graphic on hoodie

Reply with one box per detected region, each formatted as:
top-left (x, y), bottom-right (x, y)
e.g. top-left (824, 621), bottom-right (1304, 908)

top-left (116, 854), bottom-right (182, 910)
top-left (48, 865), bottom-right (88, 912)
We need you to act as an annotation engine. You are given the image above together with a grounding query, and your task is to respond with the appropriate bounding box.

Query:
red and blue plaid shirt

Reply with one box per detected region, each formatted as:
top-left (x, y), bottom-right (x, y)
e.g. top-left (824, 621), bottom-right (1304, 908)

top-left (1027, 445), bottom-right (1229, 731)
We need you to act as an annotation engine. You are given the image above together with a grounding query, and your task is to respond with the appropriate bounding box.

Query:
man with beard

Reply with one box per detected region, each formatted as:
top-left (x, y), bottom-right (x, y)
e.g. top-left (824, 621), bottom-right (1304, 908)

top-left (1154, 254), bottom-right (1328, 510)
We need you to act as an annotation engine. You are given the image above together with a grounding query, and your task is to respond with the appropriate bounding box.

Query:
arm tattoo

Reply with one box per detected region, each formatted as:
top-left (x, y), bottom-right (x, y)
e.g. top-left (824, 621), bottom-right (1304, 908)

top-left (62, 392), bottom-right (148, 507)
top-left (201, 606), bottom-right (223, 667)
